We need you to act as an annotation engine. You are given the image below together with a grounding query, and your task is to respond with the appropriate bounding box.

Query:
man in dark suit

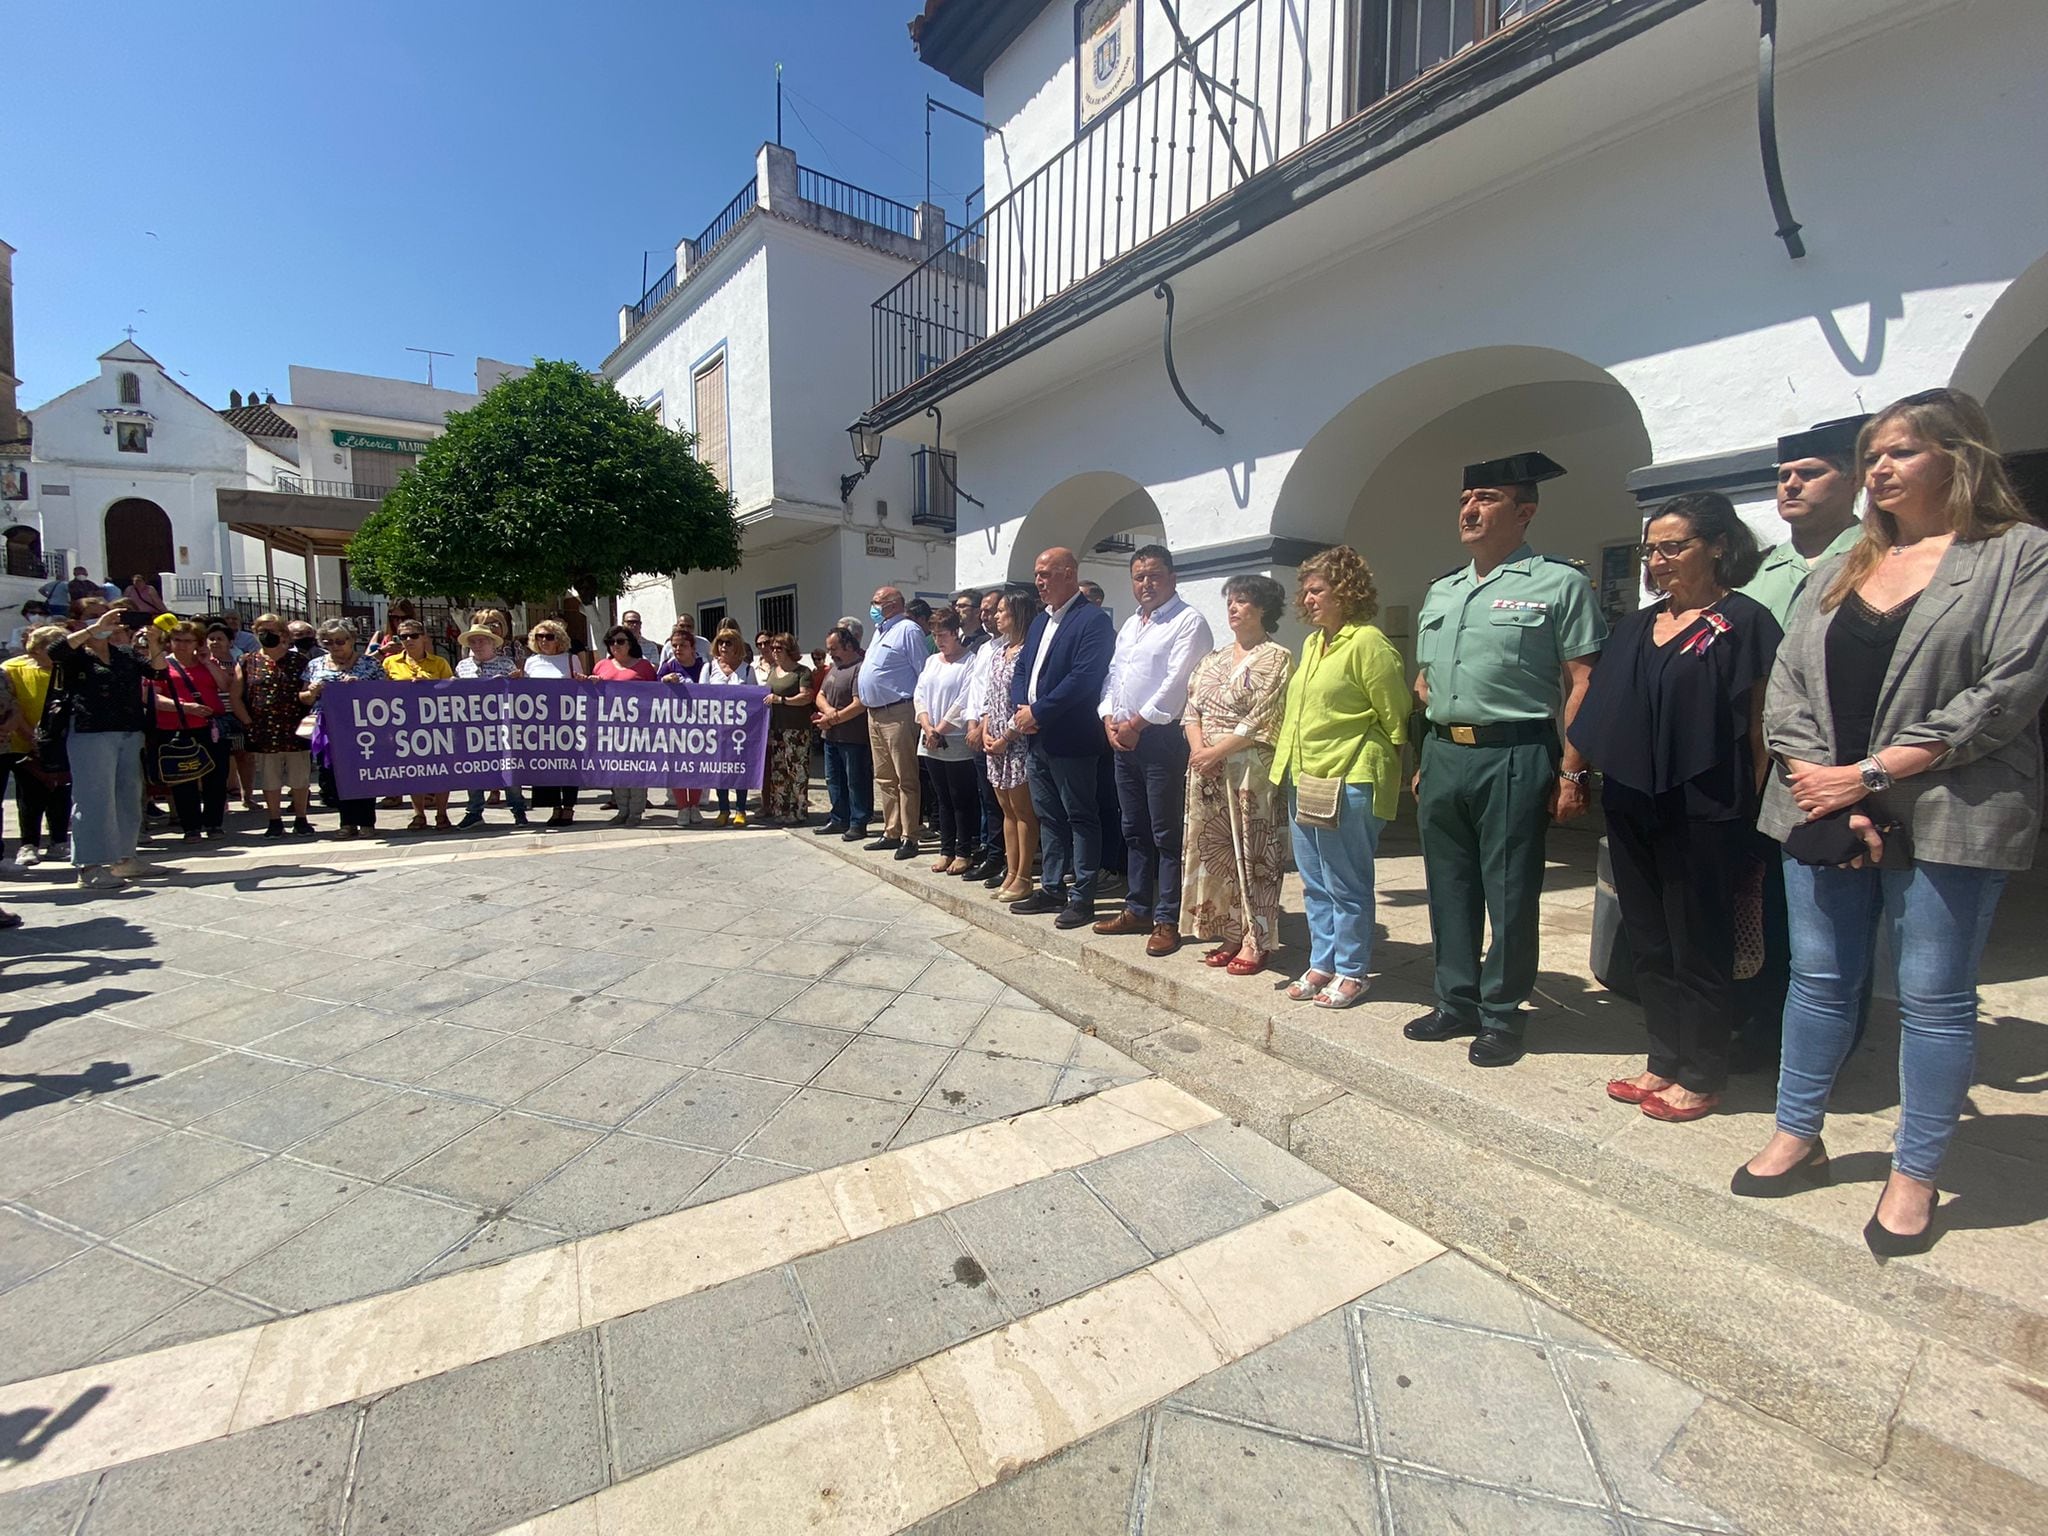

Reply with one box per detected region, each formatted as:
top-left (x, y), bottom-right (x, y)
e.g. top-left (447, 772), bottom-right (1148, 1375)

top-left (1008, 547), bottom-right (1117, 929)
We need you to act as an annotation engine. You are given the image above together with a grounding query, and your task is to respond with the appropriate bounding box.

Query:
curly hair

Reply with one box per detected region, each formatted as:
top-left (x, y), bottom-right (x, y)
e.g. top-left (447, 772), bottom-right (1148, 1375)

top-left (528, 618), bottom-right (570, 647)
top-left (1294, 545), bottom-right (1379, 626)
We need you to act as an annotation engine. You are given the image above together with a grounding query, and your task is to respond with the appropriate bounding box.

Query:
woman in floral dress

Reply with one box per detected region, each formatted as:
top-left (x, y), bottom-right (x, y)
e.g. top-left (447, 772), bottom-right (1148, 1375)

top-left (761, 634), bottom-right (815, 825)
top-left (1182, 575), bottom-right (1293, 972)
top-left (978, 588), bottom-right (1039, 902)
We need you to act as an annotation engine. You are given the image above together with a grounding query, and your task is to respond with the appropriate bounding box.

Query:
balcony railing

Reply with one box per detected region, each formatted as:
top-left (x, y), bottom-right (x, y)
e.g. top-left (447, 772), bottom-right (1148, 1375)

top-left (275, 473), bottom-right (396, 501)
top-left (873, 0), bottom-right (1563, 404)
top-left (797, 167), bottom-right (920, 239)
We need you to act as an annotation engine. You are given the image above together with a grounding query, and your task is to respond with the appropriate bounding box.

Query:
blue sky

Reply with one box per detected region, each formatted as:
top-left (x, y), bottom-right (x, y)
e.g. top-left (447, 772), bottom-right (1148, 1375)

top-left (9, 0), bottom-right (987, 410)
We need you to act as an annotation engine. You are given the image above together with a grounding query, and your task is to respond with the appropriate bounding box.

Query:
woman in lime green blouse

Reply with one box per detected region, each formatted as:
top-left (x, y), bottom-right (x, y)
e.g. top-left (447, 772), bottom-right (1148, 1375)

top-left (1271, 545), bottom-right (1409, 1008)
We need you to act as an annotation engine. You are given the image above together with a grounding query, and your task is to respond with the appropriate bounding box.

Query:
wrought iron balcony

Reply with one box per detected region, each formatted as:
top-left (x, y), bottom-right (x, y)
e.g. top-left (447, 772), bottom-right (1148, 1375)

top-left (872, 0), bottom-right (1569, 409)
top-left (274, 473), bottom-right (397, 501)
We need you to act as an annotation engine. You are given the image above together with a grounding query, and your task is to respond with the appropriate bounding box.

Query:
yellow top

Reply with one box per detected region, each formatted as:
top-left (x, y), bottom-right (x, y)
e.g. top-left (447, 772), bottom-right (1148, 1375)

top-left (3, 655), bottom-right (54, 752)
top-left (1270, 623), bottom-right (1409, 821)
top-left (383, 653), bottom-right (452, 682)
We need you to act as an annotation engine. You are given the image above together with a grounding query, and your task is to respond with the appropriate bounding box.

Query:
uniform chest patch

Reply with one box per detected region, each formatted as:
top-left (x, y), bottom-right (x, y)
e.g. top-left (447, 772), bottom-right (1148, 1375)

top-left (1490, 599), bottom-right (1549, 612)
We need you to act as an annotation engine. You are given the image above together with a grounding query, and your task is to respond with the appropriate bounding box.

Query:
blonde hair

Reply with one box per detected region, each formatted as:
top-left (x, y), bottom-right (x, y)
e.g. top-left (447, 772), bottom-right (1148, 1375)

top-left (25, 623), bottom-right (68, 655)
top-left (1295, 544), bottom-right (1380, 626)
top-left (529, 619), bottom-right (570, 647)
top-left (253, 612), bottom-right (285, 632)
top-left (1824, 388), bottom-right (2030, 611)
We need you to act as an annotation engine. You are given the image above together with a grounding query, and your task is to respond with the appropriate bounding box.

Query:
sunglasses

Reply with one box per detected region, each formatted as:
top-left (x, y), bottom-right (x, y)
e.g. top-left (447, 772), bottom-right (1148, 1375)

top-left (609, 637), bottom-right (631, 646)
top-left (398, 632), bottom-right (427, 640)
top-left (322, 638), bottom-right (350, 647)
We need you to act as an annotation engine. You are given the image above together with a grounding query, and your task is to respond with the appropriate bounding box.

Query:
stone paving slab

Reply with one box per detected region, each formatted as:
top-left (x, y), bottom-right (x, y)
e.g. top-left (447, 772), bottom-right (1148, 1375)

top-left (0, 828), bottom-right (1149, 1386)
top-left (0, 820), bottom-right (1975, 1533)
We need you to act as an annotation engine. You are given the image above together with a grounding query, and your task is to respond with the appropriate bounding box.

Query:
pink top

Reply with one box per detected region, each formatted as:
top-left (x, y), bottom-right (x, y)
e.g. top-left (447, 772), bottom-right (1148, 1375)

top-left (592, 657), bottom-right (656, 681)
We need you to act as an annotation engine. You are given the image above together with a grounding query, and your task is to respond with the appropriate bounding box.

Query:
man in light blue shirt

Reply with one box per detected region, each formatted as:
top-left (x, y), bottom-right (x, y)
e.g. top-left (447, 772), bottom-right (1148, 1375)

top-left (858, 586), bottom-right (927, 857)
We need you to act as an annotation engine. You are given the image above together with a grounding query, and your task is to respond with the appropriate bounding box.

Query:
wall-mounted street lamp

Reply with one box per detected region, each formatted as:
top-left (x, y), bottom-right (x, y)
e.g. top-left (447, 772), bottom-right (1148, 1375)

top-left (841, 418), bottom-right (883, 503)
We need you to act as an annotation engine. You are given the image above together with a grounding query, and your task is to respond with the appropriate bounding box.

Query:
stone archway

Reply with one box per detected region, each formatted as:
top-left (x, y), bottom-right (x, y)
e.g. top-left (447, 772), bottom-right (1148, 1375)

top-left (103, 498), bottom-right (175, 593)
top-left (1005, 472), bottom-right (1163, 581)
top-left (1954, 248), bottom-right (2048, 519)
top-left (1272, 347), bottom-right (1652, 660)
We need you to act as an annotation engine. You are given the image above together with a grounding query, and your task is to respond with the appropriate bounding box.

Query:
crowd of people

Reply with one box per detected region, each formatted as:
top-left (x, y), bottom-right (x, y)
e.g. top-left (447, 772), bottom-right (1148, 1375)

top-left (3, 387), bottom-right (2041, 1258)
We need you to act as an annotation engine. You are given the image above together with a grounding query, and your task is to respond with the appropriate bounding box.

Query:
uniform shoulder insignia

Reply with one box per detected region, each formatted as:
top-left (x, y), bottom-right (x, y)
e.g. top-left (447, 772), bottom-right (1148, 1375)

top-left (1539, 555), bottom-right (1589, 572)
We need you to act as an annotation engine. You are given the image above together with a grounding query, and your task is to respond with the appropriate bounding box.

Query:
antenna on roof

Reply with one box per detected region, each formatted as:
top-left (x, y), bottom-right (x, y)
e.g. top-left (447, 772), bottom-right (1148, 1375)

top-left (404, 347), bottom-right (455, 388)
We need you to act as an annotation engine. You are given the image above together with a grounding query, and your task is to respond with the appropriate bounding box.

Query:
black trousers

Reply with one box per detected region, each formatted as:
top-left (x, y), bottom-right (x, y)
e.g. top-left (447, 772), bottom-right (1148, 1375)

top-left (925, 755), bottom-right (981, 857)
top-left (1602, 782), bottom-right (1748, 1094)
top-left (171, 751), bottom-right (231, 833)
top-left (530, 785), bottom-right (580, 810)
top-left (1, 753), bottom-right (72, 848)
top-left (319, 763), bottom-right (378, 829)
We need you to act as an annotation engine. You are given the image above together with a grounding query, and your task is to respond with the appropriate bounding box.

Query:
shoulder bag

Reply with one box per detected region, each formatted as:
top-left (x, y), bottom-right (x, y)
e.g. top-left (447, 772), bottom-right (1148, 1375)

top-left (151, 659), bottom-right (217, 787)
top-left (32, 672), bottom-right (73, 781)
top-left (1294, 731), bottom-right (1369, 830)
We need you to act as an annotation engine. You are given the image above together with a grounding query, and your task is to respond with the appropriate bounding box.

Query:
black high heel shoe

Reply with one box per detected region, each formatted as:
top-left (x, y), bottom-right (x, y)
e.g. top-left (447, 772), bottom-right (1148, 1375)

top-left (1863, 1184), bottom-right (1941, 1259)
top-left (1729, 1138), bottom-right (1829, 1198)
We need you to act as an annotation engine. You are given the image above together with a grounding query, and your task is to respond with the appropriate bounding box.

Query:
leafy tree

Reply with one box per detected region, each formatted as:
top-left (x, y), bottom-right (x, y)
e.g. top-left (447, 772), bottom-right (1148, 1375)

top-left (346, 359), bottom-right (739, 604)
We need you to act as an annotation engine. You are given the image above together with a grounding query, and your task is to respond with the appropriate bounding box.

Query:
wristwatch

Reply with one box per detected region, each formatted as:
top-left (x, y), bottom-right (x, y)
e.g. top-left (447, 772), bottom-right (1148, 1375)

top-left (1857, 757), bottom-right (1892, 793)
top-left (1559, 769), bottom-right (1593, 786)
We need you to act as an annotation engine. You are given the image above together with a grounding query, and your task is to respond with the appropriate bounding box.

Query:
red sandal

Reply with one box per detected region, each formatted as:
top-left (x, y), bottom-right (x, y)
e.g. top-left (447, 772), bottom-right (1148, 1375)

top-left (1202, 945), bottom-right (1235, 968)
top-left (1225, 950), bottom-right (1269, 977)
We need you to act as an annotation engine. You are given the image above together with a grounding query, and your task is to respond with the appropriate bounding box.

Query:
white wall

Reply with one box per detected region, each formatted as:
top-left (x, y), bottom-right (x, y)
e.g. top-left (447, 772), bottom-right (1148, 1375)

top-left (668, 524), bottom-right (955, 651)
top-left (942, 0), bottom-right (2048, 639)
top-left (611, 239), bottom-right (775, 513)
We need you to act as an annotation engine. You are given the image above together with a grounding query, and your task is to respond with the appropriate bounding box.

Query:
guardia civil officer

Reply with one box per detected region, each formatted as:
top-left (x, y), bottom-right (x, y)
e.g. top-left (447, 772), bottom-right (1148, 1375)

top-left (1739, 416), bottom-right (1870, 627)
top-left (1405, 453), bottom-right (1607, 1067)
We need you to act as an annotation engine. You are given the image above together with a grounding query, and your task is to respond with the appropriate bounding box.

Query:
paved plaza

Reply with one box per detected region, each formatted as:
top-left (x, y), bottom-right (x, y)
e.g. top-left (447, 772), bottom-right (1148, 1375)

top-left (0, 822), bottom-right (1991, 1532)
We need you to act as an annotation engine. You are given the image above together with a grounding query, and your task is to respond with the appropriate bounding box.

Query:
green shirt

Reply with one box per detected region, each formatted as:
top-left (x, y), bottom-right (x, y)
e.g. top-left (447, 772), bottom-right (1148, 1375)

top-left (1737, 522), bottom-right (1864, 627)
top-left (1417, 544), bottom-right (1606, 725)
top-left (1269, 623), bottom-right (1409, 821)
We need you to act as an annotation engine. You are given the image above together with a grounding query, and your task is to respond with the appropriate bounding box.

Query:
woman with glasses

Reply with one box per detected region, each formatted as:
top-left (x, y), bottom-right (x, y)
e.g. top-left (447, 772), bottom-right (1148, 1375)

top-left (913, 611), bottom-right (981, 874)
top-left (1570, 495), bottom-right (1776, 1124)
top-left (699, 630), bottom-right (754, 826)
top-left (656, 620), bottom-right (707, 826)
top-left (59, 607), bottom-right (160, 886)
top-left (1738, 389), bottom-right (2048, 1257)
top-left (153, 620), bottom-right (234, 843)
top-left (381, 621), bottom-right (455, 831)
top-left (592, 625), bottom-right (657, 825)
top-left (524, 619), bottom-right (585, 826)
top-left (302, 620), bottom-right (384, 839)
top-left (760, 632), bottom-right (815, 826)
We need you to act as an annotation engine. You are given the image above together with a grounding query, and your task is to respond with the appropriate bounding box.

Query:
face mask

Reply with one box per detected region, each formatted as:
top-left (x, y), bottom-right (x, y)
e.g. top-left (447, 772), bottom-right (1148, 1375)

top-left (257, 630), bottom-right (283, 647)
top-left (293, 636), bottom-right (316, 654)
top-left (869, 604), bottom-right (885, 628)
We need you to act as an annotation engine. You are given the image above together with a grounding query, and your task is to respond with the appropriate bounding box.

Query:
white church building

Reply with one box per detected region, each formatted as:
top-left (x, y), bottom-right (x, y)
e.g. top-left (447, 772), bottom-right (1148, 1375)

top-left (604, 143), bottom-right (960, 647)
top-left (857, 0), bottom-right (2048, 646)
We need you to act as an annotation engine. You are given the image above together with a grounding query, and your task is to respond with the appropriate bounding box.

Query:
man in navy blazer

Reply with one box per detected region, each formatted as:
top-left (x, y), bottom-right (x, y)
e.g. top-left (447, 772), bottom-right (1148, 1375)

top-left (1008, 547), bottom-right (1117, 927)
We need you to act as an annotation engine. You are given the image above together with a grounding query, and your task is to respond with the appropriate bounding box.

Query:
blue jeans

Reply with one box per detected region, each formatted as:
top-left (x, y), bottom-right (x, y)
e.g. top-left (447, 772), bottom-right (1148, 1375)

top-left (68, 730), bottom-right (144, 868)
top-left (464, 785), bottom-right (528, 816)
top-left (1289, 784), bottom-right (1384, 982)
top-left (1114, 725), bottom-right (1190, 923)
top-left (717, 786), bottom-right (750, 816)
top-left (1776, 854), bottom-right (2008, 1180)
top-left (824, 738), bottom-right (872, 828)
top-left (1027, 745), bottom-right (1103, 905)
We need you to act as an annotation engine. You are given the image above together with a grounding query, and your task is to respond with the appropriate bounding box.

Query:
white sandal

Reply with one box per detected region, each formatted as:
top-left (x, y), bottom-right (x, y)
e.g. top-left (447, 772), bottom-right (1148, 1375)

top-left (1286, 971), bottom-right (1332, 1003)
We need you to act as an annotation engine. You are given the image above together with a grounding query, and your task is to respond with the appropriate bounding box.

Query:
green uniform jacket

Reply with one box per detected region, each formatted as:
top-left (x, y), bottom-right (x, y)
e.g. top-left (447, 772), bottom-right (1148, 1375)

top-left (1416, 545), bottom-right (1606, 724)
top-left (1736, 522), bottom-right (1865, 628)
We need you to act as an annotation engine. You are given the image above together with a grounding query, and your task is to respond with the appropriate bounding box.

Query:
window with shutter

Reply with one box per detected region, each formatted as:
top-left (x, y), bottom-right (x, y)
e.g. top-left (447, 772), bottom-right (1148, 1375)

top-left (693, 356), bottom-right (730, 491)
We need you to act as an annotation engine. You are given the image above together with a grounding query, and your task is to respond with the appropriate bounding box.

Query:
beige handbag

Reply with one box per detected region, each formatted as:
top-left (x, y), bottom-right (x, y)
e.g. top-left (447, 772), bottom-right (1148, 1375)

top-left (1293, 734), bottom-right (1368, 830)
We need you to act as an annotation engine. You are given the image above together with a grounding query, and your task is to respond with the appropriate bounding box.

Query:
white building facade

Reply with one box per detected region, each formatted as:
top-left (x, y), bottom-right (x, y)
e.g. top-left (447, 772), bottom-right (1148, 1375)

top-left (862, 0), bottom-right (2048, 651)
top-left (605, 143), bottom-right (960, 649)
top-left (14, 339), bottom-right (297, 612)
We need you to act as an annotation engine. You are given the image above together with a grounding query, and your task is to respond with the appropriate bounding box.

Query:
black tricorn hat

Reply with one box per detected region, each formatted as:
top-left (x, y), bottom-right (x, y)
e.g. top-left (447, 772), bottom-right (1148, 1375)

top-left (1776, 415), bottom-right (1871, 466)
top-left (1463, 452), bottom-right (1566, 490)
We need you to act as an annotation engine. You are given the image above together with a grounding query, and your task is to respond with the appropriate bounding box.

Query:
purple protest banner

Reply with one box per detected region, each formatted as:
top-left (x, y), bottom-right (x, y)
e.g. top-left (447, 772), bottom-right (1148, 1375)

top-left (322, 677), bottom-right (770, 798)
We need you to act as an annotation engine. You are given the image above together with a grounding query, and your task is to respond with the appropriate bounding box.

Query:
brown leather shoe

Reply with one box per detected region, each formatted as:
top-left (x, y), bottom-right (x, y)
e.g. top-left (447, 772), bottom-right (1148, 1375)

top-left (1092, 909), bottom-right (1151, 936)
top-left (1146, 922), bottom-right (1182, 957)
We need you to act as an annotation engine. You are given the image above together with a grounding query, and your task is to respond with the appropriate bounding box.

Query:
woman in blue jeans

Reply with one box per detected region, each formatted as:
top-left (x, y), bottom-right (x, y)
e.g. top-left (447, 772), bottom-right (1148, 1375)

top-left (1738, 389), bottom-right (2048, 1256)
top-left (1268, 546), bottom-right (1409, 1009)
top-left (57, 607), bottom-right (161, 888)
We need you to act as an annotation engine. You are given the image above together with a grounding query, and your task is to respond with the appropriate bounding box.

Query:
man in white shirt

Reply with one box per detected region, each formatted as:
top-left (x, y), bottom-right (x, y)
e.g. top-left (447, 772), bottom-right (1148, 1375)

top-left (959, 587), bottom-right (1007, 882)
top-left (1091, 545), bottom-right (1212, 955)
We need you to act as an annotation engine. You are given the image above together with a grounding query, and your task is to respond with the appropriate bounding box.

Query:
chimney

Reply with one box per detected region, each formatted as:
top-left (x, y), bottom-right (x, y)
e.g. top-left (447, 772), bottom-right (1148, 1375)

top-left (230, 389), bottom-right (244, 410)
top-left (264, 390), bottom-right (276, 405)
top-left (0, 238), bottom-right (18, 440)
